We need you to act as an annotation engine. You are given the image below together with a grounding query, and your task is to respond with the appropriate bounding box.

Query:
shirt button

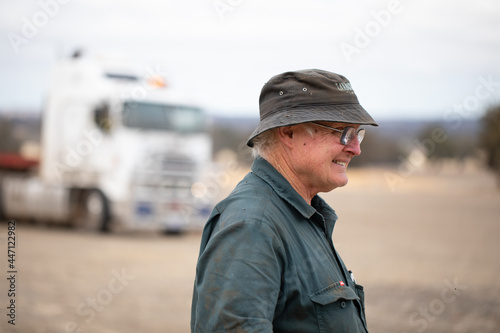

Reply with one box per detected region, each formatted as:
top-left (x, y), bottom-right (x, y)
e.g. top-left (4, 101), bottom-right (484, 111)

top-left (340, 301), bottom-right (346, 308)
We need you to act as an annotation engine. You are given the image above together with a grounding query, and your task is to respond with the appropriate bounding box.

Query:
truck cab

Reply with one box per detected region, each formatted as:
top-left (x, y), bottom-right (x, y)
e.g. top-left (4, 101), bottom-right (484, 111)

top-left (1, 54), bottom-right (213, 233)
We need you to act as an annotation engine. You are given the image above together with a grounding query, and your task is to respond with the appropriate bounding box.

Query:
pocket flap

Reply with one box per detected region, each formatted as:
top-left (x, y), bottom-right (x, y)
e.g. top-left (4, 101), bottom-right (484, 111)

top-left (309, 283), bottom-right (360, 305)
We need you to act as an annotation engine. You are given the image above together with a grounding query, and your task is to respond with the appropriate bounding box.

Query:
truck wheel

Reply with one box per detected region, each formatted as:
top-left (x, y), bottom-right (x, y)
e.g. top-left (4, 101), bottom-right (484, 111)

top-left (75, 190), bottom-right (109, 232)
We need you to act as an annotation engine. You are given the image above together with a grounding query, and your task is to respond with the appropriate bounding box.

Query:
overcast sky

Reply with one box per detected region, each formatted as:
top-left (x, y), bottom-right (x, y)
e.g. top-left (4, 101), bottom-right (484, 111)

top-left (1, 0), bottom-right (499, 121)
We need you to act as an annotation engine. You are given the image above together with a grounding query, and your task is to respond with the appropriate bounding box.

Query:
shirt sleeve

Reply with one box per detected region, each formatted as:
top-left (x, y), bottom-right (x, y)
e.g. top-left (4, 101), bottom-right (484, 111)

top-left (191, 218), bottom-right (284, 333)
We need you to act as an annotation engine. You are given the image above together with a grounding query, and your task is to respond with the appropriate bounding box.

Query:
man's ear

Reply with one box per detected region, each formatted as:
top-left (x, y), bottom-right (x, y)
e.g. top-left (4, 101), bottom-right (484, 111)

top-left (277, 126), bottom-right (295, 148)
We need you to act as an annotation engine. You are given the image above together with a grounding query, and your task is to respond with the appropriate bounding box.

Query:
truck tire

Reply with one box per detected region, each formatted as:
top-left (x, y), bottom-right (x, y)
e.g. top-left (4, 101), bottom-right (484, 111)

top-left (74, 190), bottom-right (110, 232)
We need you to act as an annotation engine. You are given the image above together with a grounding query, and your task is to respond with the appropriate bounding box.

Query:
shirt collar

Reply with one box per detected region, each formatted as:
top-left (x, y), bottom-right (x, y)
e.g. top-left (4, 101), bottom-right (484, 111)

top-left (251, 157), bottom-right (338, 228)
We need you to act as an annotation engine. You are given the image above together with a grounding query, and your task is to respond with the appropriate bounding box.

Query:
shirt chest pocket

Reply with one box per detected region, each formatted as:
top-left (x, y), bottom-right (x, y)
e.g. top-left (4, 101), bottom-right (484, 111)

top-left (309, 283), bottom-right (366, 332)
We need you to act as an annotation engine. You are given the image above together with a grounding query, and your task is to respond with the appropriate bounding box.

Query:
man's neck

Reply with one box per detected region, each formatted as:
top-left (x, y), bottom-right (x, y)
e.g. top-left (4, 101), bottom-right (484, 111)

top-left (263, 152), bottom-right (315, 205)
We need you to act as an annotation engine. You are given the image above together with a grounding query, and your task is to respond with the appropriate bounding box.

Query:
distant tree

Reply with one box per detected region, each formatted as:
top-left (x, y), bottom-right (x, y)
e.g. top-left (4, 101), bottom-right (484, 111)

top-left (479, 105), bottom-right (500, 187)
top-left (416, 124), bottom-right (457, 161)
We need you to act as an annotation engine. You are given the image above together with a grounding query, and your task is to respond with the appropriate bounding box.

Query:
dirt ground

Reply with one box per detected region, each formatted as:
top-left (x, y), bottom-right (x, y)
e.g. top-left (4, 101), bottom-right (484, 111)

top-left (1, 163), bottom-right (499, 333)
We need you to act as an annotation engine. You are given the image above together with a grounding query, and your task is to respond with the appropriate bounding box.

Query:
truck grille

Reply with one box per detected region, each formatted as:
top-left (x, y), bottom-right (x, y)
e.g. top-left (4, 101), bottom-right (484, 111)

top-left (134, 154), bottom-right (197, 187)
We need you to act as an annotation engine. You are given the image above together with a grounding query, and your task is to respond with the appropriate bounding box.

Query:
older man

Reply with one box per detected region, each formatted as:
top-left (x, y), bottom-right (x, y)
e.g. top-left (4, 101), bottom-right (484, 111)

top-left (191, 69), bottom-right (378, 332)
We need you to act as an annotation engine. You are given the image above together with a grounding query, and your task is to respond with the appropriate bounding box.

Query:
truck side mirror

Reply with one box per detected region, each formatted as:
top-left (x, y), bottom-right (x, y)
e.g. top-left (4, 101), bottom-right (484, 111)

top-left (94, 103), bottom-right (112, 133)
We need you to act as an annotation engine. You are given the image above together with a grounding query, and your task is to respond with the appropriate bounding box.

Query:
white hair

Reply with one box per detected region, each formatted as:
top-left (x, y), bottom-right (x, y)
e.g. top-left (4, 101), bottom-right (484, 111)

top-left (251, 129), bottom-right (278, 159)
top-left (251, 123), bottom-right (317, 159)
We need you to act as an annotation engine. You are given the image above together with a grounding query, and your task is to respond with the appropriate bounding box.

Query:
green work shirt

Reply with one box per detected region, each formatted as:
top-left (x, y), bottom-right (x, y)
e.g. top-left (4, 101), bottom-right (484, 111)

top-left (191, 157), bottom-right (368, 333)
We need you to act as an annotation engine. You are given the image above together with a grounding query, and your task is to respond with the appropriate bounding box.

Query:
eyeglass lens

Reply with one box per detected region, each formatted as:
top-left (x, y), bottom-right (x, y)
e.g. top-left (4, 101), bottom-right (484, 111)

top-left (342, 127), bottom-right (365, 145)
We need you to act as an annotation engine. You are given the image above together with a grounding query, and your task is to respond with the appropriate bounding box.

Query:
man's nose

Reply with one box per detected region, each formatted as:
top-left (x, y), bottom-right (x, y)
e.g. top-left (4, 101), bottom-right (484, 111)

top-left (344, 137), bottom-right (361, 156)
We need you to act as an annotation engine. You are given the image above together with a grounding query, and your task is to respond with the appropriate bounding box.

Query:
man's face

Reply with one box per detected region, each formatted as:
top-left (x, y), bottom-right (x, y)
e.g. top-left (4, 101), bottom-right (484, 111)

top-left (289, 122), bottom-right (362, 194)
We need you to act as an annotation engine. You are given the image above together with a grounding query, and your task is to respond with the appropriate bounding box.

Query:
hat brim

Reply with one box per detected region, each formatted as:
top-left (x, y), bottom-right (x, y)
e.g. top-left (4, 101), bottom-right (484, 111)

top-left (246, 104), bottom-right (378, 147)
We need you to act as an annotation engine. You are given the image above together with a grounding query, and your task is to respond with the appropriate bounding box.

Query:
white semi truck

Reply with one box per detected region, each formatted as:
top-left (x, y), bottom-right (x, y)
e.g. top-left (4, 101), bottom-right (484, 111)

top-left (0, 54), bottom-right (213, 233)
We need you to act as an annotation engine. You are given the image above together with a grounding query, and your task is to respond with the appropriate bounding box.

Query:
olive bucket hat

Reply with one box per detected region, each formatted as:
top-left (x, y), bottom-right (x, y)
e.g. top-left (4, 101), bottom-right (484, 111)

top-left (247, 69), bottom-right (378, 147)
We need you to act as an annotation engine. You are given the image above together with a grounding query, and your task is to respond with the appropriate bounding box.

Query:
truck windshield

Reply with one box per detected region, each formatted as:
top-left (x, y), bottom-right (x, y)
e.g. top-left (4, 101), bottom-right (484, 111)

top-left (122, 101), bottom-right (205, 133)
